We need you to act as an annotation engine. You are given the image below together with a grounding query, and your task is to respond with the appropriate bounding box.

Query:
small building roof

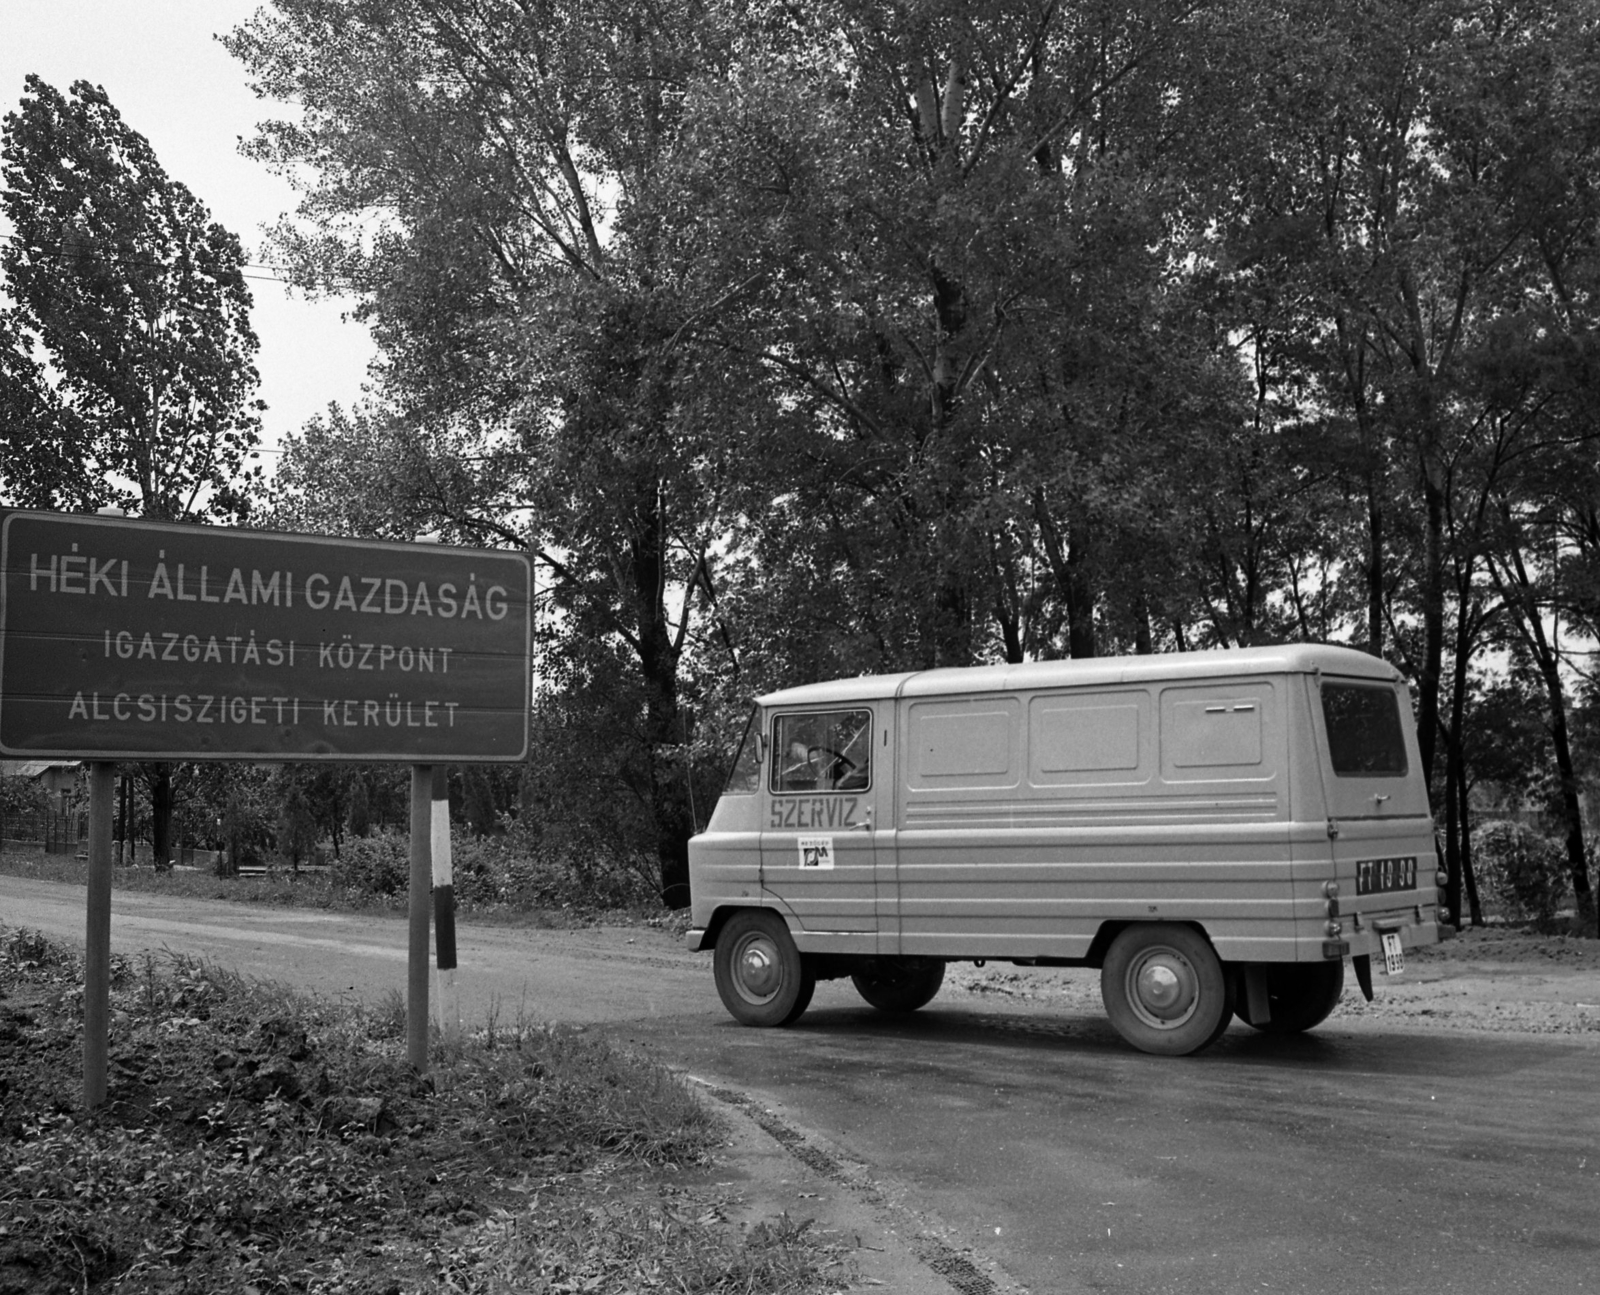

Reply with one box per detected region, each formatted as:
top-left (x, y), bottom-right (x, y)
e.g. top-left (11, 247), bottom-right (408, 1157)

top-left (0, 759), bottom-right (83, 780)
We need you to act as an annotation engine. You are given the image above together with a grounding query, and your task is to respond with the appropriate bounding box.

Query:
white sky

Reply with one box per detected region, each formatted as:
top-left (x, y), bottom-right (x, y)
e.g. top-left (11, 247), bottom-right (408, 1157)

top-left (0, 0), bottom-right (377, 469)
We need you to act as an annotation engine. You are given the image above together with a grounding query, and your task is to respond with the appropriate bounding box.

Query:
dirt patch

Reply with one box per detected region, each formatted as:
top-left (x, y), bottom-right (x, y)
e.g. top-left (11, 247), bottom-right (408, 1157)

top-left (943, 925), bottom-right (1600, 1038)
top-left (1410, 923), bottom-right (1600, 970)
top-left (1343, 925), bottom-right (1600, 1035)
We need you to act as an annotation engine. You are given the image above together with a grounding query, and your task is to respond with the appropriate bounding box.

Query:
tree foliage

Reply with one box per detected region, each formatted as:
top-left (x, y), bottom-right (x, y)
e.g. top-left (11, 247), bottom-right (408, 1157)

top-left (0, 76), bottom-right (264, 521)
top-left (230, 0), bottom-right (1600, 923)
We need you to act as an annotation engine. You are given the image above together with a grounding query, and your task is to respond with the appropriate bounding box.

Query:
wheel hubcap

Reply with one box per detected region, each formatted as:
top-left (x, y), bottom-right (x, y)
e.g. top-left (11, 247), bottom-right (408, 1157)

top-left (735, 936), bottom-right (781, 1002)
top-left (1128, 948), bottom-right (1199, 1027)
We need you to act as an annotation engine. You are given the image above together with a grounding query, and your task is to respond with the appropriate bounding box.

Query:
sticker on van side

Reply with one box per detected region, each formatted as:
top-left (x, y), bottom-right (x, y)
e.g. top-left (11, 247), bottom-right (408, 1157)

top-left (797, 836), bottom-right (835, 869)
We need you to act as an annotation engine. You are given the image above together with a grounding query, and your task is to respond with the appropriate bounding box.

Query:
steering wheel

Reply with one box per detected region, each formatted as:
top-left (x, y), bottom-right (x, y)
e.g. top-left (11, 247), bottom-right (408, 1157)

top-left (811, 746), bottom-right (856, 774)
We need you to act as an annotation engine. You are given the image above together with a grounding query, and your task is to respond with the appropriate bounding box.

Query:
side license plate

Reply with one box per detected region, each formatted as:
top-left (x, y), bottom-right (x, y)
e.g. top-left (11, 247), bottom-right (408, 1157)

top-left (1381, 931), bottom-right (1405, 976)
top-left (1356, 855), bottom-right (1417, 896)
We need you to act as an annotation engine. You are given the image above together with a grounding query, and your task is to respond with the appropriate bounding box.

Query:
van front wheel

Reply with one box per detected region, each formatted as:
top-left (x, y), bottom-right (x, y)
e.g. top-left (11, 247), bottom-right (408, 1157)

top-left (852, 958), bottom-right (946, 1013)
top-left (714, 911), bottom-right (816, 1027)
top-left (1101, 924), bottom-right (1234, 1056)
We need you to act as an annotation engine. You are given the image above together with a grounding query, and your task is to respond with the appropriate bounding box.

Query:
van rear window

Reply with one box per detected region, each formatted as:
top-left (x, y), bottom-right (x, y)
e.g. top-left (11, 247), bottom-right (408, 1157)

top-left (1321, 683), bottom-right (1408, 776)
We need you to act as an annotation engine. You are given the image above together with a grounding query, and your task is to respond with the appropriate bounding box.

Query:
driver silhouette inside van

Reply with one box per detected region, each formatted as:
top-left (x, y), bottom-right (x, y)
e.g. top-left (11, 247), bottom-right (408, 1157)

top-left (782, 739), bottom-right (866, 792)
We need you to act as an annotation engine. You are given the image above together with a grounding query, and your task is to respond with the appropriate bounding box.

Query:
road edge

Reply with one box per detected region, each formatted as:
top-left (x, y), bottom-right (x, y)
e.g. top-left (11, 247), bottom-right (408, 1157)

top-left (686, 1074), bottom-right (1037, 1295)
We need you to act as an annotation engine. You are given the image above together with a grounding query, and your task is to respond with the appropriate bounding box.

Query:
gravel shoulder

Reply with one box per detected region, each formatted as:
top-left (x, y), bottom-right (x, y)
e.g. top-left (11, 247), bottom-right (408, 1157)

top-left (943, 925), bottom-right (1600, 1038)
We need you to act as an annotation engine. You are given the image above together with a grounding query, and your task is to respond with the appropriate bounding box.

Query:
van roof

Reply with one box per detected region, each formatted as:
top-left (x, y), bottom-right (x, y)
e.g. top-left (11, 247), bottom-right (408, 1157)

top-left (758, 643), bottom-right (1403, 708)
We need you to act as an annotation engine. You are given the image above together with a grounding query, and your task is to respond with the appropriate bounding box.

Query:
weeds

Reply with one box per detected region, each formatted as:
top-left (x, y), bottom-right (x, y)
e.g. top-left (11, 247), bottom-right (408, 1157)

top-left (0, 927), bottom-right (846, 1294)
top-left (0, 846), bottom-right (687, 932)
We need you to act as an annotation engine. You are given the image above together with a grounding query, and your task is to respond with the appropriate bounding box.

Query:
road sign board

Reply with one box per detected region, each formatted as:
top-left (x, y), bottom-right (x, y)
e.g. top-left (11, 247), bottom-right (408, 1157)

top-left (0, 510), bottom-right (531, 761)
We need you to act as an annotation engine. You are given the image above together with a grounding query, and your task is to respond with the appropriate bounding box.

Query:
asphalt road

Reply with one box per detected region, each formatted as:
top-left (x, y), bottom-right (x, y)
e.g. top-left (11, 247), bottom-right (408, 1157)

top-left (4, 875), bottom-right (1598, 1295)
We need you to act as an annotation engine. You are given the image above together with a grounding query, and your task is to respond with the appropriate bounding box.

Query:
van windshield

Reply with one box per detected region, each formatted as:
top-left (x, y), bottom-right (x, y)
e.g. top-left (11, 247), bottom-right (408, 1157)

top-left (1321, 682), bottom-right (1408, 776)
top-left (723, 708), bottom-right (762, 795)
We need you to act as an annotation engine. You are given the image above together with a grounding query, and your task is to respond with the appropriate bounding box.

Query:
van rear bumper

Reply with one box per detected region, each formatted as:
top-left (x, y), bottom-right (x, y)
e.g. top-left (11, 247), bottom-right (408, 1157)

top-left (685, 928), bottom-right (709, 952)
top-left (1344, 916), bottom-right (1448, 958)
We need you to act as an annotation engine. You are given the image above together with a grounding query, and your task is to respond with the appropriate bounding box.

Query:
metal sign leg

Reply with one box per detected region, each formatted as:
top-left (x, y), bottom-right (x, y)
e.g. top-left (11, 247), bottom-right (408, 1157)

top-left (408, 765), bottom-right (432, 1072)
top-left (84, 761), bottom-right (115, 1108)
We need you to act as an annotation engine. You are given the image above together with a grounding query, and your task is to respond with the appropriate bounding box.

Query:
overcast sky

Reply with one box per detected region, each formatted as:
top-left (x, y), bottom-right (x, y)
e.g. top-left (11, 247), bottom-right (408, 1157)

top-left (0, 0), bottom-right (376, 468)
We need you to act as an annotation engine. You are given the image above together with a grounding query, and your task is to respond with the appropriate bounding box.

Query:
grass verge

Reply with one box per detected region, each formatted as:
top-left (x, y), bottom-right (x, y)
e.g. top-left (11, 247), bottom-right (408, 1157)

top-left (0, 847), bottom-right (685, 934)
top-left (0, 926), bottom-right (850, 1294)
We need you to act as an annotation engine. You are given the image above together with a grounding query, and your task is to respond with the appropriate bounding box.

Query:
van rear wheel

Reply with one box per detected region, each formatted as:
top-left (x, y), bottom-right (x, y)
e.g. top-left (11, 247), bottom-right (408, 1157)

top-left (1101, 924), bottom-right (1234, 1056)
top-left (1235, 961), bottom-right (1345, 1034)
top-left (714, 910), bottom-right (816, 1027)
top-left (851, 958), bottom-right (946, 1013)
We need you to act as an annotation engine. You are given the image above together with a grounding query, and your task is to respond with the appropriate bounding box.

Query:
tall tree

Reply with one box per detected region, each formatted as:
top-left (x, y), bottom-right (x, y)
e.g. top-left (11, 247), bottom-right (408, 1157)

top-left (228, 0), bottom-right (756, 904)
top-left (2, 76), bottom-right (266, 863)
top-left (669, 0), bottom-right (1254, 671)
top-left (1, 76), bottom-right (264, 521)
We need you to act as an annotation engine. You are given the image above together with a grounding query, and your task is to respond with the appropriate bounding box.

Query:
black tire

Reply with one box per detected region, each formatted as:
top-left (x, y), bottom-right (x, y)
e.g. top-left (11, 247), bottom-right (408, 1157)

top-left (713, 910), bottom-right (816, 1027)
top-left (1234, 961), bottom-right (1345, 1034)
top-left (851, 958), bottom-right (946, 1013)
top-left (1100, 924), bottom-right (1235, 1056)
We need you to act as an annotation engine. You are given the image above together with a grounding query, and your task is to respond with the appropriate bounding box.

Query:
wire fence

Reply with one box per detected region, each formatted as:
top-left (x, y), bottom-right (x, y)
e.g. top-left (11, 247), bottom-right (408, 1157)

top-left (0, 810), bottom-right (220, 867)
top-left (0, 810), bottom-right (83, 854)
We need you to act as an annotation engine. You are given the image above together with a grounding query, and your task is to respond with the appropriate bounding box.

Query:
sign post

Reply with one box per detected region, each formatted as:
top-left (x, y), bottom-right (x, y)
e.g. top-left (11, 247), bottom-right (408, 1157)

top-left (408, 766), bottom-right (432, 1073)
top-left (430, 766), bottom-right (460, 1046)
top-left (83, 762), bottom-right (115, 1107)
top-left (0, 509), bottom-right (532, 1099)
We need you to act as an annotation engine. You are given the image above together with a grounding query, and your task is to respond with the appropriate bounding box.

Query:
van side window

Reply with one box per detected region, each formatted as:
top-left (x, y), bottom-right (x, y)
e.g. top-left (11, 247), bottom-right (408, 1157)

top-left (1321, 683), bottom-right (1408, 776)
top-left (772, 710), bottom-right (871, 793)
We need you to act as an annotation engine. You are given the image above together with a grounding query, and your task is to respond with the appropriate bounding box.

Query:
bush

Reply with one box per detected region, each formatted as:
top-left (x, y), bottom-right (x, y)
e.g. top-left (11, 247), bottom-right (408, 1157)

top-left (438, 832), bottom-right (657, 912)
top-left (1471, 819), bottom-right (1570, 929)
top-left (330, 830), bottom-right (410, 901)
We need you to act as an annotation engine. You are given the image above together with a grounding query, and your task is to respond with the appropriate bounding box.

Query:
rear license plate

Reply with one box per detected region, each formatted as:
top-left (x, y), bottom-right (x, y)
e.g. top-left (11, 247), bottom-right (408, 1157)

top-left (1356, 855), bottom-right (1417, 896)
top-left (1381, 931), bottom-right (1405, 975)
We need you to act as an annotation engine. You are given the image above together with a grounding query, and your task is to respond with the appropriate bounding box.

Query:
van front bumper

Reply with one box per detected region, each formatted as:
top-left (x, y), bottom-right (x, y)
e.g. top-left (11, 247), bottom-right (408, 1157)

top-left (685, 928), bottom-right (708, 953)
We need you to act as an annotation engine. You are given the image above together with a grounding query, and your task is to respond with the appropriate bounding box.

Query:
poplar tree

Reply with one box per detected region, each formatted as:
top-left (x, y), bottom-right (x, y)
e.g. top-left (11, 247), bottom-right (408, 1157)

top-left (0, 75), bottom-right (263, 521)
top-left (2, 76), bottom-right (266, 864)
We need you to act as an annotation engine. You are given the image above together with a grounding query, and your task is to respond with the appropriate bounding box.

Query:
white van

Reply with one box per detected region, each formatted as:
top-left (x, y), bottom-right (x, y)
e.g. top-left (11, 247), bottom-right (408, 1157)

top-left (686, 644), bottom-right (1450, 1055)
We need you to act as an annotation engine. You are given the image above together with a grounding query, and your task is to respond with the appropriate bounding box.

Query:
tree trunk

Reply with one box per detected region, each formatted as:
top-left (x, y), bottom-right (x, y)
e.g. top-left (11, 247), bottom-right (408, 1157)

top-left (116, 772), bottom-right (128, 866)
top-left (1415, 439), bottom-right (1447, 805)
top-left (147, 763), bottom-right (174, 870)
top-left (1064, 523), bottom-right (1095, 660)
top-left (1442, 576), bottom-right (1475, 926)
top-left (995, 591), bottom-right (1025, 665)
top-left (1134, 593), bottom-right (1154, 655)
top-left (1494, 541), bottom-right (1594, 926)
top-left (629, 495), bottom-right (692, 908)
top-left (1443, 739), bottom-right (1462, 929)
top-left (1033, 489), bottom-right (1094, 659)
top-left (1542, 680), bottom-right (1593, 928)
top-left (1457, 757), bottom-right (1483, 928)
